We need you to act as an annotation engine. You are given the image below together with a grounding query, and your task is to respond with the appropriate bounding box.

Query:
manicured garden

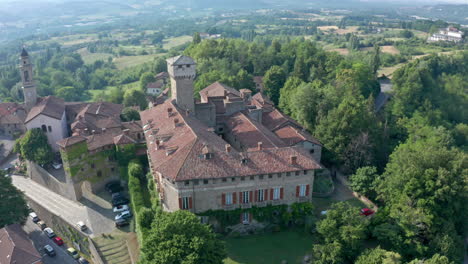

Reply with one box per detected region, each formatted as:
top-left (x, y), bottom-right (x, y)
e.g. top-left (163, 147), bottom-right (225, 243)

top-left (224, 230), bottom-right (315, 264)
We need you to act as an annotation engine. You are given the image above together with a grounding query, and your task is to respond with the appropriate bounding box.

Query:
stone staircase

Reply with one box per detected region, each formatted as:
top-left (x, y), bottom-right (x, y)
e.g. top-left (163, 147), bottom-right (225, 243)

top-left (93, 235), bottom-right (132, 264)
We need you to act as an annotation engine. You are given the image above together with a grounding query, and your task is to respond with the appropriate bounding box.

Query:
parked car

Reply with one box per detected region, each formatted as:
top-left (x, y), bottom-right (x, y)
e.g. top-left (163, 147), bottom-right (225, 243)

top-left (76, 221), bottom-right (87, 231)
top-left (78, 257), bottom-right (90, 264)
top-left (44, 245), bottom-right (56, 257)
top-left (115, 218), bottom-right (129, 227)
top-left (43, 227), bottom-right (56, 238)
top-left (105, 181), bottom-right (123, 194)
top-left (37, 220), bottom-right (47, 230)
top-left (29, 212), bottom-right (39, 223)
top-left (112, 197), bottom-right (130, 207)
top-left (115, 210), bottom-right (132, 221)
top-left (360, 208), bottom-right (375, 216)
top-left (52, 236), bottom-right (64, 246)
top-left (113, 204), bottom-right (129, 213)
top-left (67, 247), bottom-right (80, 259)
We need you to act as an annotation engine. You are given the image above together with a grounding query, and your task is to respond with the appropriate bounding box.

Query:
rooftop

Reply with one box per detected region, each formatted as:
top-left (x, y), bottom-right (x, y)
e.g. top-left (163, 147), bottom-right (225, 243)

top-left (0, 224), bottom-right (42, 264)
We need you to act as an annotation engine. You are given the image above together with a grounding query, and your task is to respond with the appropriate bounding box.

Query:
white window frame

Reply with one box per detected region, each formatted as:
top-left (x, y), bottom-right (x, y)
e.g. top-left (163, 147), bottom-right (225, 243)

top-left (242, 191), bottom-right (249, 204)
top-left (273, 187), bottom-right (281, 200)
top-left (226, 193), bottom-right (233, 205)
top-left (299, 184), bottom-right (307, 197)
top-left (242, 212), bottom-right (250, 224)
top-left (182, 197), bottom-right (190, 209)
top-left (258, 189), bottom-right (265, 202)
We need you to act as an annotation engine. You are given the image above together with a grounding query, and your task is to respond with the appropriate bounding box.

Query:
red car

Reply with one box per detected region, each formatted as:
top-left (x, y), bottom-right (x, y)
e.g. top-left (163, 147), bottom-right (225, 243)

top-left (53, 236), bottom-right (64, 246)
top-left (360, 208), bottom-right (375, 216)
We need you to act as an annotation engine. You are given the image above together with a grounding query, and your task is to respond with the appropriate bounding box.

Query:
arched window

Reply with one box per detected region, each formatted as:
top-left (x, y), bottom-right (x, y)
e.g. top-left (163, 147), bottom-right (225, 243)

top-left (41, 125), bottom-right (47, 133)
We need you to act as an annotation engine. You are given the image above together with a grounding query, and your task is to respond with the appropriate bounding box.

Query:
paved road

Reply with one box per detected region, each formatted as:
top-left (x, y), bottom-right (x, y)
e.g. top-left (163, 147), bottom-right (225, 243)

top-left (12, 175), bottom-right (115, 237)
top-left (23, 218), bottom-right (78, 264)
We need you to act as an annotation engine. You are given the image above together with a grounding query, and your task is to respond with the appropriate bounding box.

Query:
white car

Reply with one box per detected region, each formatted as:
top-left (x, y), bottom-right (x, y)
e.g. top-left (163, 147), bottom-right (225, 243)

top-left (113, 204), bottom-right (129, 213)
top-left (76, 221), bottom-right (87, 231)
top-left (52, 162), bottom-right (62, 169)
top-left (29, 212), bottom-right (39, 222)
top-left (115, 210), bottom-right (132, 221)
top-left (44, 227), bottom-right (55, 238)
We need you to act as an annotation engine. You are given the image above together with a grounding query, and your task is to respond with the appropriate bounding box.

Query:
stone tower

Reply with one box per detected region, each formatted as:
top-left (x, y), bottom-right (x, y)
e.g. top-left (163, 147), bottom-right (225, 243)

top-left (20, 48), bottom-right (37, 110)
top-left (166, 55), bottom-right (196, 113)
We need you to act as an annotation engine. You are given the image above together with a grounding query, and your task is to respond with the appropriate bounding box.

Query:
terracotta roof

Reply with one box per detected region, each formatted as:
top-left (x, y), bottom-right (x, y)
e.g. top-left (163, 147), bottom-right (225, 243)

top-left (0, 102), bottom-right (23, 115)
top-left (86, 131), bottom-right (119, 151)
top-left (251, 92), bottom-right (274, 110)
top-left (122, 120), bottom-right (142, 132)
top-left (25, 96), bottom-right (65, 123)
top-left (155, 72), bottom-right (169, 79)
top-left (114, 133), bottom-right (137, 145)
top-left (0, 224), bottom-right (42, 264)
top-left (274, 125), bottom-right (322, 146)
top-left (262, 108), bottom-right (301, 131)
top-left (200, 82), bottom-right (241, 101)
top-left (147, 82), bottom-right (163, 89)
top-left (140, 100), bottom-right (321, 181)
top-left (57, 135), bottom-right (87, 148)
top-left (225, 112), bottom-right (286, 151)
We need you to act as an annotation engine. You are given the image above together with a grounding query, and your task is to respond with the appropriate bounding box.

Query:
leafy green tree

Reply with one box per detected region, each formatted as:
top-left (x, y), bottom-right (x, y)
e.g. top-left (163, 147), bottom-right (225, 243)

top-left (128, 159), bottom-right (144, 179)
top-left (407, 254), bottom-right (453, 264)
top-left (313, 202), bottom-right (368, 262)
top-left (153, 57), bottom-right (167, 73)
top-left (140, 72), bottom-right (156, 91)
top-left (15, 128), bottom-right (53, 165)
top-left (0, 174), bottom-right (29, 228)
top-left (350, 166), bottom-right (378, 198)
top-left (348, 34), bottom-right (360, 51)
top-left (56, 86), bottom-right (84, 101)
top-left (193, 32), bottom-right (201, 44)
top-left (355, 247), bottom-right (402, 264)
top-left (313, 241), bottom-right (344, 264)
top-left (400, 30), bottom-right (414, 38)
top-left (279, 76), bottom-right (303, 115)
top-left (370, 44), bottom-right (381, 75)
top-left (121, 107), bottom-right (141, 122)
top-left (140, 210), bottom-right (227, 264)
top-left (123, 89), bottom-right (147, 110)
top-left (263, 65), bottom-right (286, 105)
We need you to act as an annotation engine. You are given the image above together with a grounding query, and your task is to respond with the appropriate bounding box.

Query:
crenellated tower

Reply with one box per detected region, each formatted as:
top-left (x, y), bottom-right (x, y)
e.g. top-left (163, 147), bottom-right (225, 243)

top-left (20, 48), bottom-right (37, 111)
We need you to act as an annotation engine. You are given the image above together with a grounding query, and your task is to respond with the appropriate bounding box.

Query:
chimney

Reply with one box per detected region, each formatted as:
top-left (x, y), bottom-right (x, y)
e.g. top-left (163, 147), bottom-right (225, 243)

top-left (123, 129), bottom-right (130, 135)
top-left (225, 144), bottom-right (232, 153)
top-left (173, 118), bottom-right (179, 128)
top-left (290, 156), bottom-right (297, 165)
top-left (186, 109), bottom-right (190, 116)
top-left (155, 139), bottom-right (160, 150)
top-left (167, 107), bottom-right (173, 117)
top-left (257, 142), bottom-right (263, 151)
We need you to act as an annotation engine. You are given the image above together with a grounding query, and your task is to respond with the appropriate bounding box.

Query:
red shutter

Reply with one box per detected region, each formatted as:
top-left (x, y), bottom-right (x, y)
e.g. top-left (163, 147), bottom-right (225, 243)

top-left (249, 191), bottom-right (253, 203)
top-left (306, 184), bottom-right (310, 196)
top-left (280, 187), bottom-right (284, 199)
top-left (270, 188), bottom-right (274, 200)
top-left (189, 197), bottom-right (193, 209)
top-left (222, 193), bottom-right (226, 206)
top-left (178, 198), bottom-right (182, 209)
top-left (233, 192), bottom-right (237, 204)
top-left (254, 190), bottom-right (258, 202)
top-left (296, 186), bottom-right (300, 197)
top-left (264, 189), bottom-right (268, 201)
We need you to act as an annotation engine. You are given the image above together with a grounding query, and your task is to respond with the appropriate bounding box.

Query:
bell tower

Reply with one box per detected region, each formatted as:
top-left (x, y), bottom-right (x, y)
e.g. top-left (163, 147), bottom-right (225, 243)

top-left (20, 48), bottom-right (37, 111)
top-left (167, 55), bottom-right (196, 113)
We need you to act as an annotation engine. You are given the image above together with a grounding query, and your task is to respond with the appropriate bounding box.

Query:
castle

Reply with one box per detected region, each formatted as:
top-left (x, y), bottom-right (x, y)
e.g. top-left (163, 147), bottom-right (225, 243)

top-left (141, 55), bottom-right (323, 221)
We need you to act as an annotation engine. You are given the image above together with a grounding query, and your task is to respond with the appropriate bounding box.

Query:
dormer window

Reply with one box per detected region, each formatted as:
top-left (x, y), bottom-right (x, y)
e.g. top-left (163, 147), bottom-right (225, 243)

top-left (186, 64), bottom-right (191, 68)
top-left (178, 65), bottom-right (183, 69)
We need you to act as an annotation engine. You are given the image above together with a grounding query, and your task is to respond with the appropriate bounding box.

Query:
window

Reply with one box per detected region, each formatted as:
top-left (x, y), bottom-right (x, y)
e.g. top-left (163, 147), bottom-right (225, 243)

top-left (304, 170), bottom-right (308, 175)
top-left (222, 178), bottom-right (227, 182)
top-left (212, 179), bottom-right (217, 184)
top-left (41, 125), bottom-right (47, 133)
top-left (295, 171), bottom-right (300, 176)
top-left (268, 174), bottom-right (273, 179)
top-left (181, 197), bottom-right (190, 209)
top-left (178, 65), bottom-right (183, 69)
top-left (203, 180), bottom-right (209, 184)
top-left (310, 149), bottom-right (315, 154)
top-left (225, 193), bottom-right (233, 205)
top-left (137, 133), bottom-right (141, 140)
top-left (286, 172), bottom-right (291, 176)
top-left (111, 167), bottom-right (115, 172)
top-left (91, 163), bottom-right (95, 169)
top-left (186, 64), bottom-right (191, 68)
top-left (259, 175), bottom-right (264, 180)
top-left (97, 171), bottom-right (102, 177)
top-left (185, 181), bottom-right (190, 186)
top-left (242, 191), bottom-right (250, 204)
top-left (48, 126), bottom-right (52, 132)
top-left (277, 173), bottom-right (282, 178)
top-left (250, 176), bottom-right (254, 180)
top-left (299, 184), bottom-right (307, 197)
top-left (231, 177), bottom-right (236, 182)
top-left (273, 187), bottom-right (281, 200)
top-left (257, 189), bottom-right (265, 202)
top-left (242, 212), bottom-right (250, 224)
top-left (194, 180), bottom-right (199, 185)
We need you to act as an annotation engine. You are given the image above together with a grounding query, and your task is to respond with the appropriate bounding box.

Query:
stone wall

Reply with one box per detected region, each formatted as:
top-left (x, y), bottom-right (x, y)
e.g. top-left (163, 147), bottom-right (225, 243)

top-left (28, 161), bottom-right (78, 201)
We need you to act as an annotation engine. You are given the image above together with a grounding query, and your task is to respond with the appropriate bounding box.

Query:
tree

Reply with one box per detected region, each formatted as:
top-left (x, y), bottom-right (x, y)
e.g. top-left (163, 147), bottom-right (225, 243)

top-left (121, 107), bottom-right (141, 122)
top-left (0, 173), bottom-right (29, 228)
top-left (15, 128), bottom-right (53, 165)
top-left (370, 44), bottom-right (381, 75)
top-left (355, 247), bottom-right (402, 264)
top-left (263, 65), bottom-right (286, 105)
top-left (279, 76), bottom-right (303, 116)
top-left (123, 89), bottom-right (147, 110)
top-left (350, 166), bottom-right (378, 198)
top-left (407, 254), bottom-right (453, 264)
top-left (313, 202), bottom-right (368, 262)
top-left (153, 57), bottom-right (167, 73)
top-left (193, 32), bottom-right (201, 44)
top-left (140, 210), bottom-right (227, 264)
top-left (313, 241), bottom-right (344, 264)
top-left (56, 86), bottom-right (84, 101)
top-left (348, 34), bottom-right (360, 51)
top-left (140, 72), bottom-right (156, 91)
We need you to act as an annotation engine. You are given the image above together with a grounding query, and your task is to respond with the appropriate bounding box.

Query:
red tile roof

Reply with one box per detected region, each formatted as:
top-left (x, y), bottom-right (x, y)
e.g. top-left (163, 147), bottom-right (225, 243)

top-left (0, 224), bottom-right (42, 264)
top-left (147, 82), bottom-right (163, 89)
top-left (140, 101), bottom-right (321, 181)
top-left (274, 125), bottom-right (322, 146)
top-left (25, 96), bottom-right (65, 123)
top-left (200, 82), bottom-right (240, 101)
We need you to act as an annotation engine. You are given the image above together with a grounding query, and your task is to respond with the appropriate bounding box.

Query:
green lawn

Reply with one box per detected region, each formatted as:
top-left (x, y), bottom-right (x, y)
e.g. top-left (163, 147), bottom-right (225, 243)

top-left (224, 230), bottom-right (315, 264)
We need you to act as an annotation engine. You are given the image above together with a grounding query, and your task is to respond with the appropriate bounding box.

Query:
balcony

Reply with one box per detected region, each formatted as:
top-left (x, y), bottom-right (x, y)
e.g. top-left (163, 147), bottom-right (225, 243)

top-left (271, 199), bottom-right (283, 206)
top-left (240, 203), bottom-right (252, 209)
top-left (255, 201), bottom-right (267, 207)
